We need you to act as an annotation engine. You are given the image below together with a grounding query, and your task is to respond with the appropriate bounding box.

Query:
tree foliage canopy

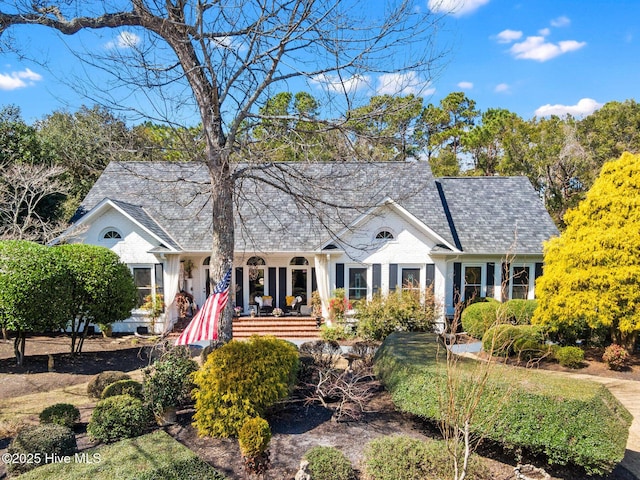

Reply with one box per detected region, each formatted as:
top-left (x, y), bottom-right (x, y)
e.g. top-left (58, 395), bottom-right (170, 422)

top-left (0, 240), bottom-right (72, 364)
top-left (532, 152), bottom-right (640, 349)
top-left (54, 244), bottom-right (136, 353)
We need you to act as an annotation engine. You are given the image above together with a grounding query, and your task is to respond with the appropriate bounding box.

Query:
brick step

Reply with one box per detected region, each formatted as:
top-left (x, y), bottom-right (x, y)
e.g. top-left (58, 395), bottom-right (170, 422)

top-left (232, 316), bottom-right (322, 339)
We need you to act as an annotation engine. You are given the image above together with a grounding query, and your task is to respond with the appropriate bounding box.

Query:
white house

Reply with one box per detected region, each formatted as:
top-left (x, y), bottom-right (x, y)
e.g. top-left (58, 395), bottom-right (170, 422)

top-left (61, 160), bottom-right (558, 334)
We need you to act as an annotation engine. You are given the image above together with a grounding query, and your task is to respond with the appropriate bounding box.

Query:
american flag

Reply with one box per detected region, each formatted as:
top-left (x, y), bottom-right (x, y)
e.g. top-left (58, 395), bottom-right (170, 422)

top-left (175, 268), bottom-right (232, 345)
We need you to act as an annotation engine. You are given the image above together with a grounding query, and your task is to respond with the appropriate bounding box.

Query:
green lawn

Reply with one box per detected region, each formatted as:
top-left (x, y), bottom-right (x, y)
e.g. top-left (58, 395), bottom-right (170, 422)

top-left (17, 430), bottom-right (226, 480)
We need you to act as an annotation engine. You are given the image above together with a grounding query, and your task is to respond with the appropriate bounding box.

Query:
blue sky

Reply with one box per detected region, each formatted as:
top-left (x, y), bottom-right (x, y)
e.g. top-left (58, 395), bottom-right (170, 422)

top-left (1, 0), bottom-right (639, 124)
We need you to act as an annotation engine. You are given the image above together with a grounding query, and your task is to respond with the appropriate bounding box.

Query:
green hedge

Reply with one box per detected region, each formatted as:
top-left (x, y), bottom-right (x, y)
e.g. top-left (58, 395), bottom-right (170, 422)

top-left (374, 332), bottom-right (632, 476)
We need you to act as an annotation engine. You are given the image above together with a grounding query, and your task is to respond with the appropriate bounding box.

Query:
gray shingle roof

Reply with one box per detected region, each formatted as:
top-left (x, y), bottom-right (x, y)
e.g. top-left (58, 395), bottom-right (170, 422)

top-left (76, 161), bottom-right (557, 255)
top-left (436, 176), bottom-right (559, 254)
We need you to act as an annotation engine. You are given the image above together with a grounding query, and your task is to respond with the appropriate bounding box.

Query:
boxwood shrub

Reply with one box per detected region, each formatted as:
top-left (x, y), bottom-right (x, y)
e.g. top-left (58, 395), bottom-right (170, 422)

top-left (87, 371), bottom-right (131, 399)
top-left (87, 394), bottom-right (152, 443)
top-left (303, 446), bottom-right (354, 480)
top-left (39, 403), bottom-right (81, 428)
top-left (102, 379), bottom-right (144, 400)
top-left (554, 346), bottom-right (585, 369)
top-left (362, 435), bottom-right (488, 480)
top-left (6, 423), bottom-right (77, 476)
top-left (460, 300), bottom-right (499, 340)
top-left (482, 324), bottom-right (545, 357)
top-left (374, 332), bottom-right (632, 476)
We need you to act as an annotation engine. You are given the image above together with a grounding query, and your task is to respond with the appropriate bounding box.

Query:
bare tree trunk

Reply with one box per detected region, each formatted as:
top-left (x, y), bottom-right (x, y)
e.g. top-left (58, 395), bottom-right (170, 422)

top-left (13, 331), bottom-right (25, 366)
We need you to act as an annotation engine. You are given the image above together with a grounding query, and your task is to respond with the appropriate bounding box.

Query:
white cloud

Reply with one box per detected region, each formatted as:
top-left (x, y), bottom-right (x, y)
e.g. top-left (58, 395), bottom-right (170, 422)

top-left (428, 0), bottom-right (490, 17)
top-left (106, 31), bottom-right (141, 49)
top-left (551, 16), bottom-right (571, 27)
top-left (534, 98), bottom-right (603, 117)
top-left (457, 81), bottom-right (473, 89)
top-left (509, 36), bottom-right (586, 61)
top-left (494, 83), bottom-right (510, 93)
top-left (0, 68), bottom-right (43, 91)
top-left (376, 72), bottom-right (434, 96)
top-left (496, 29), bottom-right (523, 44)
top-left (538, 27), bottom-right (551, 36)
top-left (311, 73), bottom-right (371, 94)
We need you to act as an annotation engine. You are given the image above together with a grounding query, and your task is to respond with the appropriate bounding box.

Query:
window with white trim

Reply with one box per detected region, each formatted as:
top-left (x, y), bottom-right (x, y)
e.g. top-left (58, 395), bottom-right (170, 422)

top-left (348, 267), bottom-right (367, 301)
top-left (463, 265), bottom-right (483, 301)
top-left (510, 265), bottom-right (531, 300)
top-left (402, 268), bottom-right (420, 290)
top-left (132, 264), bottom-right (164, 308)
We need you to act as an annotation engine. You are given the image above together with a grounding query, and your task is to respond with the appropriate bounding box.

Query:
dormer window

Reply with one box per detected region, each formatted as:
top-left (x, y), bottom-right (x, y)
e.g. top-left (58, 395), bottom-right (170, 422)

top-left (375, 230), bottom-right (394, 240)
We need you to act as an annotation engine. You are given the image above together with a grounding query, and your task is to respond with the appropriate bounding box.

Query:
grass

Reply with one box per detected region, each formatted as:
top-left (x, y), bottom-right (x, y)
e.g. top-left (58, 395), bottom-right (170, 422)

top-left (16, 430), bottom-right (225, 480)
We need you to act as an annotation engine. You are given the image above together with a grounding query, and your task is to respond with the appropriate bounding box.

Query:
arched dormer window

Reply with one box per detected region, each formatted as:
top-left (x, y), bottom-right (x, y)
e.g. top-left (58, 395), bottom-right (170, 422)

top-left (290, 256), bottom-right (309, 266)
top-left (375, 230), bottom-right (394, 240)
top-left (101, 228), bottom-right (122, 240)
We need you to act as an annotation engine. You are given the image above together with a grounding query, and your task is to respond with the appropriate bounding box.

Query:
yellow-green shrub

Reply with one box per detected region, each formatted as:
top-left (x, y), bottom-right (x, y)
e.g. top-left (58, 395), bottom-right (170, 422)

top-left (192, 336), bottom-right (299, 437)
top-left (238, 417), bottom-right (271, 458)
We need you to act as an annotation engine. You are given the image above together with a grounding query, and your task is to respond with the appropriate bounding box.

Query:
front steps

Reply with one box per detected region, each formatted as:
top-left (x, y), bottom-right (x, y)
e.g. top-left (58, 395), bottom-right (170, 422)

top-left (232, 315), bottom-right (322, 340)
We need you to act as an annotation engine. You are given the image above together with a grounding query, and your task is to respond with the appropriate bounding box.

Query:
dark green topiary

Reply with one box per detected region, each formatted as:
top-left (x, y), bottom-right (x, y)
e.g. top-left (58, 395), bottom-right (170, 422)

top-left (87, 394), bottom-right (152, 443)
top-left (6, 423), bottom-right (77, 476)
top-left (460, 300), bottom-right (500, 339)
top-left (554, 346), bottom-right (585, 368)
top-left (87, 371), bottom-right (131, 399)
top-left (102, 379), bottom-right (144, 399)
top-left (39, 403), bottom-right (81, 428)
top-left (303, 446), bottom-right (355, 480)
top-left (482, 324), bottom-right (544, 357)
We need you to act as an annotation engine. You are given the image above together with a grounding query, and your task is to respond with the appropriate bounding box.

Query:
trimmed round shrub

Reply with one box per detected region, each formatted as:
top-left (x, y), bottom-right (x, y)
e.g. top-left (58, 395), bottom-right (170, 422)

top-left (461, 300), bottom-right (500, 339)
top-left (39, 403), bottom-right (81, 428)
top-left (102, 379), bottom-right (144, 400)
top-left (482, 324), bottom-right (545, 357)
top-left (6, 423), bottom-right (77, 476)
top-left (362, 435), bottom-right (488, 480)
top-left (603, 344), bottom-right (631, 371)
top-left (303, 446), bottom-right (354, 480)
top-left (554, 346), bottom-right (585, 369)
top-left (192, 336), bottom-right (299, 437)
top-left (87, 394), bottom-right (151, 443)
top-left (238, 417), bottom-right (271, 458)
top-left (498, 299), bottom-right (538, 325)
top-left (87, 370), bottom-right (131, 399)
top-left (514, 339), bottom-right (550, 362)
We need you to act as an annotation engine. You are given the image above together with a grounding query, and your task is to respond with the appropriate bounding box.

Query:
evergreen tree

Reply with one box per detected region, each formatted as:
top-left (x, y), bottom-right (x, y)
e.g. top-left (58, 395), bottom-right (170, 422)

top-left (533, 152), bottom-right (640, 349)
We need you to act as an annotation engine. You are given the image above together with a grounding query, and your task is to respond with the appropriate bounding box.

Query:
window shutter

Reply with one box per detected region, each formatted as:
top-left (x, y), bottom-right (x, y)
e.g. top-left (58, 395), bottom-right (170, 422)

top-left (534, 262), bottom-right (544, 298)
top-left (486, 263), bottom-right (495, 298)
top-left (389, 264), bottom-right (398, 292)
top-left (453, 262), bottom-right (461, 305)
top-left (372, 264), bottom-right (381, 294)
top-left (425, 263), bottom-right (435, 290)
top-left (278, 267), bottom-right (286, 308)
top-left (312, 267), bottom-right (317, 292)
top-left (268, 267), bottom-right (276, 298)
top-left (336, 263), bottom-right (344, 289)
top-left (235, 267), bottom-right (244, 308)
